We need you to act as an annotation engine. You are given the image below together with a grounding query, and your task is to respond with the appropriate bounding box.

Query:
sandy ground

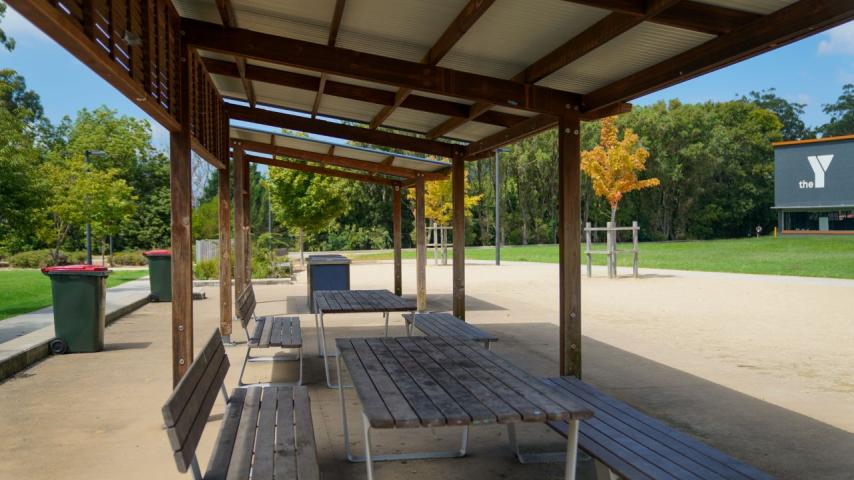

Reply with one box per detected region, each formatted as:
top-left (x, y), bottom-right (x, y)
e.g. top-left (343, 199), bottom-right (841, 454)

top-left (0, 260), bottom-right (852, 479)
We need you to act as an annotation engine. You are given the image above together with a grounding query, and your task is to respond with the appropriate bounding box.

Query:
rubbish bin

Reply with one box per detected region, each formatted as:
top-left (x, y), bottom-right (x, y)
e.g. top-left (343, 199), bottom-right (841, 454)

top-left (306, 254), bottom-right (351, 313)
top-left (41, 265), bottom-right (110, 354)
top-left (143, 249), bottom-right (172, 302)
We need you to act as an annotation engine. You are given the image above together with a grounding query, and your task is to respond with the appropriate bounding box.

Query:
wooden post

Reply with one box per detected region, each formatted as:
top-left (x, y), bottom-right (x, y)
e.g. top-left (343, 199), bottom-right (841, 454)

top-left (452, 156), bottom-right (465, 320)
top-left (558, 116), bottom-right (582, 378)
top-left (632, 220), bottom-right (639, 278)
top-left (170, 41), bottom-right (193, 386)
top-left (218, 159), bottom-right (233, 343)
top-left (392, 186), bottom-right (402, 296)
top-left (233, 147), bottom-right (251, 299)
top-left (415, 176), bottom-right (427, 312)
top-left (585, 222), bottom-right (592, 278)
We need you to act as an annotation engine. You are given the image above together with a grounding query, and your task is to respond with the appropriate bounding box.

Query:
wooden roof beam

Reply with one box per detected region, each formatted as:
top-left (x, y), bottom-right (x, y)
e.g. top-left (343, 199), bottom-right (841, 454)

top-left (226, 104), bottom-right (463, 158)
top-left (425, 0), bottom-right (670, 140)
top-left (245, 154), bottom-right (402, 187)
top-left (563, 0), bottom-right (761, 35)
top-left (583, 0), bottom-right (854, 112)
top-left (236, 139), bottom-right (448, 180)
top-left (203, 58), bottom-right (527, 128)
top-left (215, 0), bottom-right (255, 107)
top-left (182, 19), bottom-right (583, 116)
top-left (312, 0), bottom-right (347, 119)
top-left (464, 114), bottom-right (556, 158)
top-left (368, 0), bottom-right (496, 129)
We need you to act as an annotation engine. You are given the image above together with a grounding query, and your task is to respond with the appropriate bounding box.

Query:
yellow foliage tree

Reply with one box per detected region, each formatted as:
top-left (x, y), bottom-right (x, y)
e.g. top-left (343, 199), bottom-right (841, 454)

top-left (582, 116), bottom-right (660, 224)
top-left (407, 169), bottom-right (482, 226)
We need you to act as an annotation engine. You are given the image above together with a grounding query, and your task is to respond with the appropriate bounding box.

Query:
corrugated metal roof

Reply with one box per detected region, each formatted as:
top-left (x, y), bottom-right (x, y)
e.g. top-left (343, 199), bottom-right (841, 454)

top-left (252, 82), bottom-right (317, 112)
top-left (210, 73), bottom-right (248, 100)
top-left (232, 0), bottom-right (334, 44)
top-left (171, 0), bottom-right (220, 23)
top-left (537, 23), bottom-right (715, 94)
top-left (447, 121), bottom-right (504, 142)
top-left (231, 126), bottom-right (449, 173)
top-left (316, 95), bottom-right (385, 123)
top-left (382, 108), bottom-right (449, 135)
top-left (439, 0), bottom-right (609, 79)
top-left (693, 0), bottom-right (797, 15)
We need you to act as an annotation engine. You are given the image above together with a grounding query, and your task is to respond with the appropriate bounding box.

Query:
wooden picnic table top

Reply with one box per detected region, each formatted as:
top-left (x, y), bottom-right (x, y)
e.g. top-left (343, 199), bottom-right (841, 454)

top-left (335, 336), bottom-right (593, 429)
top-left (314, 289), bottom-right (416, 314)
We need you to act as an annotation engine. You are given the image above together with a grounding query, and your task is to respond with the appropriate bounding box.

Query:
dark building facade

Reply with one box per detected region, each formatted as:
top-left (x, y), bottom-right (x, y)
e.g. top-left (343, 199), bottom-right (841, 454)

top-left (774, 135), bottom-right (854, 235)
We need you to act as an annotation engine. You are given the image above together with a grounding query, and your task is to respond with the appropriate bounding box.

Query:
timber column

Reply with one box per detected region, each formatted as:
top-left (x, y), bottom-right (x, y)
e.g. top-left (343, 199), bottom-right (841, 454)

top-left (558, 116), bottom-right (582, 378)
top-left (415, 175), bottom-right (427, 311)
top-left (218, 152), bottom-right (233, 343)
top-left (170, 41), bottom-right (193, 386)
top-left (392, 185), bottom-right (403, 296)
top-left (452, 157), bottom-right (465, 319)
top-left (233, 146), bottom-right (250, 299)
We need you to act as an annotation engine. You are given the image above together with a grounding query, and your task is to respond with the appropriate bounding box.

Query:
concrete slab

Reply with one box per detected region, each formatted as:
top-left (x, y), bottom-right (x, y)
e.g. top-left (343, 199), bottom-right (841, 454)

top-left (0, 262), bottom-right (851, 479)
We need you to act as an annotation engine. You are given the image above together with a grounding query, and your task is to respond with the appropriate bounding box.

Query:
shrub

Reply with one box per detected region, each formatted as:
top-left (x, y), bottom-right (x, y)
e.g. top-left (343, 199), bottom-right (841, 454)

top-left (193, 259), bottom-right (218, 280)
top-left (66, 251), bottom-right (87, 264)
top-left (111, 250), bottom-right (148, 266)
top-left (8, 249), bottom-right (55, 268)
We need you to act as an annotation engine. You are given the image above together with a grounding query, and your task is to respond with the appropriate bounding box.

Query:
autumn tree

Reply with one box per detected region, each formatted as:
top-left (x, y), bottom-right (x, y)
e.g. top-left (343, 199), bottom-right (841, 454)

top-left (581, 116), bottom-right (659, 225)
top-left (407, 171), bottom-right (482, 226)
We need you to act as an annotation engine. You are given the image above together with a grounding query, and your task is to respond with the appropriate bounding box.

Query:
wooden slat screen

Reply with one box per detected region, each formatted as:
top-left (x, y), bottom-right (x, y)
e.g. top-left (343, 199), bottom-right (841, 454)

top-left (189, 49), bottom-right (229, 167)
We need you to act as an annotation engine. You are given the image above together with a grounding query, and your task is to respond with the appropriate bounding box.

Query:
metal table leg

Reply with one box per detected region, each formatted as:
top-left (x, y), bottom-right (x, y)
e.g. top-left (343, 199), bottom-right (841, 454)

top-left (319, 311), bottom-right (350, 389)
top-left (564, 419), bottom-right (580, 480)
top-left (338, 355), bottom-right (468, 477)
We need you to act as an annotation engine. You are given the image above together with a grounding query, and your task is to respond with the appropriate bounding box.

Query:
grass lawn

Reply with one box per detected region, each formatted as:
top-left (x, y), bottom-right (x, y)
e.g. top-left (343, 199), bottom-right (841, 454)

top-left (0, 269), bottom-right (148, 321)
top-left (350, 236), bottom-right (854, 279)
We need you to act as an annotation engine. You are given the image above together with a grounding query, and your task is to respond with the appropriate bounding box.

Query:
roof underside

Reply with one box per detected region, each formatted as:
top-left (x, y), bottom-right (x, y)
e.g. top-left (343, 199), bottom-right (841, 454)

top-left (172, 0), bottom-right (840, 156)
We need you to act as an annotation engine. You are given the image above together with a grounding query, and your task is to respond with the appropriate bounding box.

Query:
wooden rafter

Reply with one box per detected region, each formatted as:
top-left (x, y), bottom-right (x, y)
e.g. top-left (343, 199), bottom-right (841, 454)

top-left (226, 104), bottom-right (463, 158)
top-left (236, 139), bottom-right (448, 180)
top-left (368, 0), bottom-right (495, 130)
top-left (245, 154), bottom-right (401, 187)
top-left (182, 18), bottom-right (583, 116)
top-left (312, 0), bottom-right (347, 119)
top-left (203, 58), bottom-right (527, 129)
top-left (464, 114), bottom-right (556, 158)
top-left (215, 0), bottom-right (255, 107)
top-left (563, 0), bottom-right (760, 35)
top-left (583, 0), bottom-right (854, 112)
top-left (427, 0), bottom-right (680, 140)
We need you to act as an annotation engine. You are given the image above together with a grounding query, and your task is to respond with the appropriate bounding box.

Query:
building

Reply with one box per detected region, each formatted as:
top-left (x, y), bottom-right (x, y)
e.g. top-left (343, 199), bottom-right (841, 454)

top-left (774, 135), bottom-right (854, 235)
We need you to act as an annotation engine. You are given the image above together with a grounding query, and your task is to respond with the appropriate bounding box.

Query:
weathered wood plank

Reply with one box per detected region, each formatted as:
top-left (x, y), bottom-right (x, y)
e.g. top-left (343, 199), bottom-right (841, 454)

top-left (269, 317), bottom-right (284, 346)
top-left (336, 340), bottom-right (395, 428)
top-left (259, 315), bottom-right (275, 348)
top-left (252, 387), bottom-right (278, 480)
top-left (351, 339), bottom-right (421, 427)
top-left (226, 386), bottom-right (262, 479)
top-left (204, 387), bottom-right (247, 479)
top-left (366, 338), bottom-right (445, 426)
top-left (273, 387), bottom-right (298, 480)
top-left (293, 386), bottom-right (321, 480)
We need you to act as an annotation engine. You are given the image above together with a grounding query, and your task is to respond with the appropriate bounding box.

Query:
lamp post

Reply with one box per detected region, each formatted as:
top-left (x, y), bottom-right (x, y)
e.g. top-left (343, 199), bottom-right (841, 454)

top-left (494, 148), bottom-right (509, 266)
top-left (83, 149), bottom-right (107, 265)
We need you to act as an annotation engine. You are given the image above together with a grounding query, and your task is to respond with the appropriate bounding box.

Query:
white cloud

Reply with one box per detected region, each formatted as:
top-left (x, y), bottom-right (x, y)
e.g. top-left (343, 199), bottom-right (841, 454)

top-left (818, 21), bottom-right (854, 55)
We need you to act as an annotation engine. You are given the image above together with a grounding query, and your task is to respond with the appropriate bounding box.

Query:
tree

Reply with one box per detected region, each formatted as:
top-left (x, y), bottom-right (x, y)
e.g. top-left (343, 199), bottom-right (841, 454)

top-left (0, 108), bottom-right (46, 250)
top-left (820, 84), bottom-right (854, 137)
top-left (38, 157), bottom-right (137, 263)
top-left (581, 116), bottom-right (659, 225)
top-left (267, 166), bottom-right (348, 265)
top-left (743, 88), bottom-right (812, 141)
top-left (0, 2), bottom-right (16, 52)
top-left (409, 172), bottom-right (482, 227)
top-left (192, 197), bottom-right (220, 241)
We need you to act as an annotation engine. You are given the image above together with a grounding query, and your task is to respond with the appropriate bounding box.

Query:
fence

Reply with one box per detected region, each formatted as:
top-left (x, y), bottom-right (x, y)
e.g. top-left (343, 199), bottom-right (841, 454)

top-left (584, 221), bottom-right (639, 278)
top-left (427, 222), bottom-right (453, 266)
top-left (195, 239), bottom-right (219, 263)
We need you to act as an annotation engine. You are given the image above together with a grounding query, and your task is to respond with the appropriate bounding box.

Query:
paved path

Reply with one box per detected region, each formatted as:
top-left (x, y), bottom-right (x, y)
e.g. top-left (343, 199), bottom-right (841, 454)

top-left (0, 278), bottom-right (151, 344)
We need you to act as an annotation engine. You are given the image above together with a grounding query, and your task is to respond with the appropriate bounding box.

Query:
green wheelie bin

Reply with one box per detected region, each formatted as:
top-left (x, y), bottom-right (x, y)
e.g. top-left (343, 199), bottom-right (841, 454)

top-left (41, 265), bottom-right (110, 354)
top-left (143, 249), bottom-right (172, 302)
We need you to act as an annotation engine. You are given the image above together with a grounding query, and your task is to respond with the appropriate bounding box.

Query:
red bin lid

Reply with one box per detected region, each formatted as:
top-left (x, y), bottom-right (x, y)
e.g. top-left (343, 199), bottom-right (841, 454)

top-left (42, 265), bottom-right (109, 273)
top-left (143, 249), bottom-right (171, 257)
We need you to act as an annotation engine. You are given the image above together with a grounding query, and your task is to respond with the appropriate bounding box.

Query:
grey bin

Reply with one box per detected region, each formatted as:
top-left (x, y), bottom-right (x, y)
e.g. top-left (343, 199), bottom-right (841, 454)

top-left (306, 254), bottom-right (351, 313)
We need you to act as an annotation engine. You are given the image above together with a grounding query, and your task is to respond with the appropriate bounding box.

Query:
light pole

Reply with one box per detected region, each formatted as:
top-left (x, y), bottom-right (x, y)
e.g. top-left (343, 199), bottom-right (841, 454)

top-left (84, 150), bottom-right (107, 265)
top-left (494, 147), bottom-right (509, 265)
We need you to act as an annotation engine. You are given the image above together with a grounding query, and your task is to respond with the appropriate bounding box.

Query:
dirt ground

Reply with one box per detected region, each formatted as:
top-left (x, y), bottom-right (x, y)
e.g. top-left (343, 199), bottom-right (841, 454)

top-left (0, 260), bottom-right (851, 479)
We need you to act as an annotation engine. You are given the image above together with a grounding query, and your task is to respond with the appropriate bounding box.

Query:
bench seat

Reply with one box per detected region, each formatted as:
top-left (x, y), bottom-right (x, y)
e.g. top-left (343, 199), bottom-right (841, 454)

top-left (544, 377), bottom-right (773, 480)
top-left (205, 385), bottom-right (319, 480)
top-left (249, 315), bottom-right (302, 349)
top-left (403, 312), bottom-right (498, 348)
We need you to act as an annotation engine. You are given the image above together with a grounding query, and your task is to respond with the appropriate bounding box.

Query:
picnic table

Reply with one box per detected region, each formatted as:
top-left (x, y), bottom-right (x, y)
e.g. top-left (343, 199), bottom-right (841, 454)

top-left (313, 289), bottom-right (416, 388)
top-left (335, 336), bottom-right (593, 480)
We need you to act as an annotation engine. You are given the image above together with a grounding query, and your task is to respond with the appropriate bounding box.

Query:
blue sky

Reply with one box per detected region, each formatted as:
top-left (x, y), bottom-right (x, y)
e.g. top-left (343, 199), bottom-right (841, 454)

top-left (4, 7), bottom-right (854, 151)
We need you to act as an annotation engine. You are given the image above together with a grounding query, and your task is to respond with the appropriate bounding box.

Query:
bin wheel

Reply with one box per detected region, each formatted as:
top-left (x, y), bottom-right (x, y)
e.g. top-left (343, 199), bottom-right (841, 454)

top-left (49, 339), bottom-right (68, 355)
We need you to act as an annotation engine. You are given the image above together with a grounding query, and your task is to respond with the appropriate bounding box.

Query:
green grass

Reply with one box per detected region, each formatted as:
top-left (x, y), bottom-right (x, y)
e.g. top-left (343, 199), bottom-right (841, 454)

top-left (0, 269), bottom-right (148, 321)
top-left (350, 236), bottom-right (854, 279)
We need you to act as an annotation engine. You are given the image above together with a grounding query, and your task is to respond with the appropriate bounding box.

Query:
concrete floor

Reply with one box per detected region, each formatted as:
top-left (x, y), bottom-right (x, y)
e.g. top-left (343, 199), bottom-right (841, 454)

top-left (0, 260), bottom-right (852, 479)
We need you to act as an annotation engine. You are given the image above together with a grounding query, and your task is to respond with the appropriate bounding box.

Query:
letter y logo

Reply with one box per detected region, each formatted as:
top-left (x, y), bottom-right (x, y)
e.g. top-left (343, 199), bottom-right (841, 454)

top-left (807, 154), bottom-right (833, 188)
